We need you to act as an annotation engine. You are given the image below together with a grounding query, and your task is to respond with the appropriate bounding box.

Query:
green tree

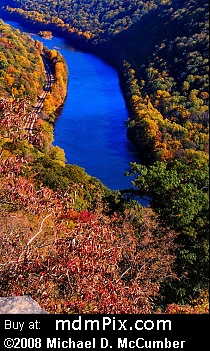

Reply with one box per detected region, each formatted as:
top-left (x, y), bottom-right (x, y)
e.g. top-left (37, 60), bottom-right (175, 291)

top-left (128, 158), bottom-right (209, 303)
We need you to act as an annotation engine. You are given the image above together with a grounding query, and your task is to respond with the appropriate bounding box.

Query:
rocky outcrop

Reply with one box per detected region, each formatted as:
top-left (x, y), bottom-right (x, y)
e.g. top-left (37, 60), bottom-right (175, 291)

top-left (0, 296), bottom-right (47, 314)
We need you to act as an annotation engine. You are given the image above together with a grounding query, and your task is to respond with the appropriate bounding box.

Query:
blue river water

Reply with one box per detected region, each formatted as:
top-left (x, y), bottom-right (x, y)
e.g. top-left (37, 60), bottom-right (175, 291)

top-left (4, 20), bottom-right (142, 192)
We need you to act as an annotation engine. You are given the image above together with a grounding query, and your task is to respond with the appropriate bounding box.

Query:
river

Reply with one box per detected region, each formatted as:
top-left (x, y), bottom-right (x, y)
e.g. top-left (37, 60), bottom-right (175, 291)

top-left (3, 19), bottom-right (143, 193)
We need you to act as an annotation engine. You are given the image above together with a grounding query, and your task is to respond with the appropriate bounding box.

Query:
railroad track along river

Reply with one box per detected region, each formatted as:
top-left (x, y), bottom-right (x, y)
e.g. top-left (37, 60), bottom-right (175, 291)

top-left (25, 55), bottom-right (54, 143)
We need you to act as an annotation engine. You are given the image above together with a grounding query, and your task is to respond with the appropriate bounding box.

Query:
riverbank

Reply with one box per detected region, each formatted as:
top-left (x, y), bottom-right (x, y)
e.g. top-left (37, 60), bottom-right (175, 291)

top-left (1, 2), bottom-right (209, 167)
top-left (41, 47), bottom-right (68, 124)
top-left (0, 8), bottom-right (154, 165)
top-left (1, 15), bottom-right (145, 193)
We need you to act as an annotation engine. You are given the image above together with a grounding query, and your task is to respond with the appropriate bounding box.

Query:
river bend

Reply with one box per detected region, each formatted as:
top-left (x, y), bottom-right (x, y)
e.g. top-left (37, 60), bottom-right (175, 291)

top-left (3, 19), bottom-right (141, 191)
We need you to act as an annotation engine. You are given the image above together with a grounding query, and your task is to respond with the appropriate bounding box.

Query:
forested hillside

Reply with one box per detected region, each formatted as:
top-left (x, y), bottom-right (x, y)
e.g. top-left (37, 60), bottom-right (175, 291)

top-left (100, 0), bottom-right (209, 304)
top-left (99, 0), bottom-right (209, 161)
top-left (0, 19), bottom-right (45, 101)
top-left (0, 0), bottom-right (209, 312)
top-left (0, 93), bottom-right (207, 313)
top-left (1, 1), bottom-right (208, 159)
top-left (0, 0), bottom-right (170, 42)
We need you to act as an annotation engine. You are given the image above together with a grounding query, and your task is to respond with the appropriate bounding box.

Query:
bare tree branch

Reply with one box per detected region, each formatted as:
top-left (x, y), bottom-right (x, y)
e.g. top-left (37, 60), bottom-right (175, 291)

top-left (18, 213), bottom-right (52, 262)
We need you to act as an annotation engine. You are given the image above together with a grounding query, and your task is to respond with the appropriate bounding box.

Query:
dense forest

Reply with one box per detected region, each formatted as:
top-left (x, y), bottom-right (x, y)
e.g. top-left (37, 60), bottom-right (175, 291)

top-left (0, 0), bottom-right (209, 313)
top-left (0, 0), bottom-right (170, 42)
top-left (0, 19), bottom-right (45, 101)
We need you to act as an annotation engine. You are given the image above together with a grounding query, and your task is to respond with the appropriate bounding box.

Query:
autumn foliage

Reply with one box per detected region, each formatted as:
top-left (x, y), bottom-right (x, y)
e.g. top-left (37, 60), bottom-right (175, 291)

top-left (0, 180), bottom-right (178, 314)
top-left (0, 1), bottom-right (209, 313)
top-left (0, 19), bottom-right (45, 101)
top-left (0, 96), bottom-right (179, 314)
top-left (43, 48), bottom-right (68, 121)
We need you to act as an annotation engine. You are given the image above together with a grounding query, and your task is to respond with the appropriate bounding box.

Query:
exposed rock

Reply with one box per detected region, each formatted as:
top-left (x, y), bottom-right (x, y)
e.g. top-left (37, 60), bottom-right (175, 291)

top-left (0, 296), bottom-right (47, 314)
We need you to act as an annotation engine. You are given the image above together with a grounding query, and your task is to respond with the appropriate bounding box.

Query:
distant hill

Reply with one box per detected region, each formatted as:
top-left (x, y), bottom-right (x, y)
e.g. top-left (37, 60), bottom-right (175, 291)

top-left (0, 0), bottom-right (169, 42)
top-left (98, 0), bottom-right (209, 85)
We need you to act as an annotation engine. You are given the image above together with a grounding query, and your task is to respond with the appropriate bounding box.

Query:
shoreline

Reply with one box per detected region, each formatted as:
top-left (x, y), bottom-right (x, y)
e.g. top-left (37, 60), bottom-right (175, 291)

top-left (0, 9), bottom-right (148, 163)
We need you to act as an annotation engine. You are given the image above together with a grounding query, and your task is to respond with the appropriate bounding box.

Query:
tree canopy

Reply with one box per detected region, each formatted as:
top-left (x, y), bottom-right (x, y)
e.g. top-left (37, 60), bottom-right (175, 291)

top-left (0, 0), bottom-right (209, 312)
